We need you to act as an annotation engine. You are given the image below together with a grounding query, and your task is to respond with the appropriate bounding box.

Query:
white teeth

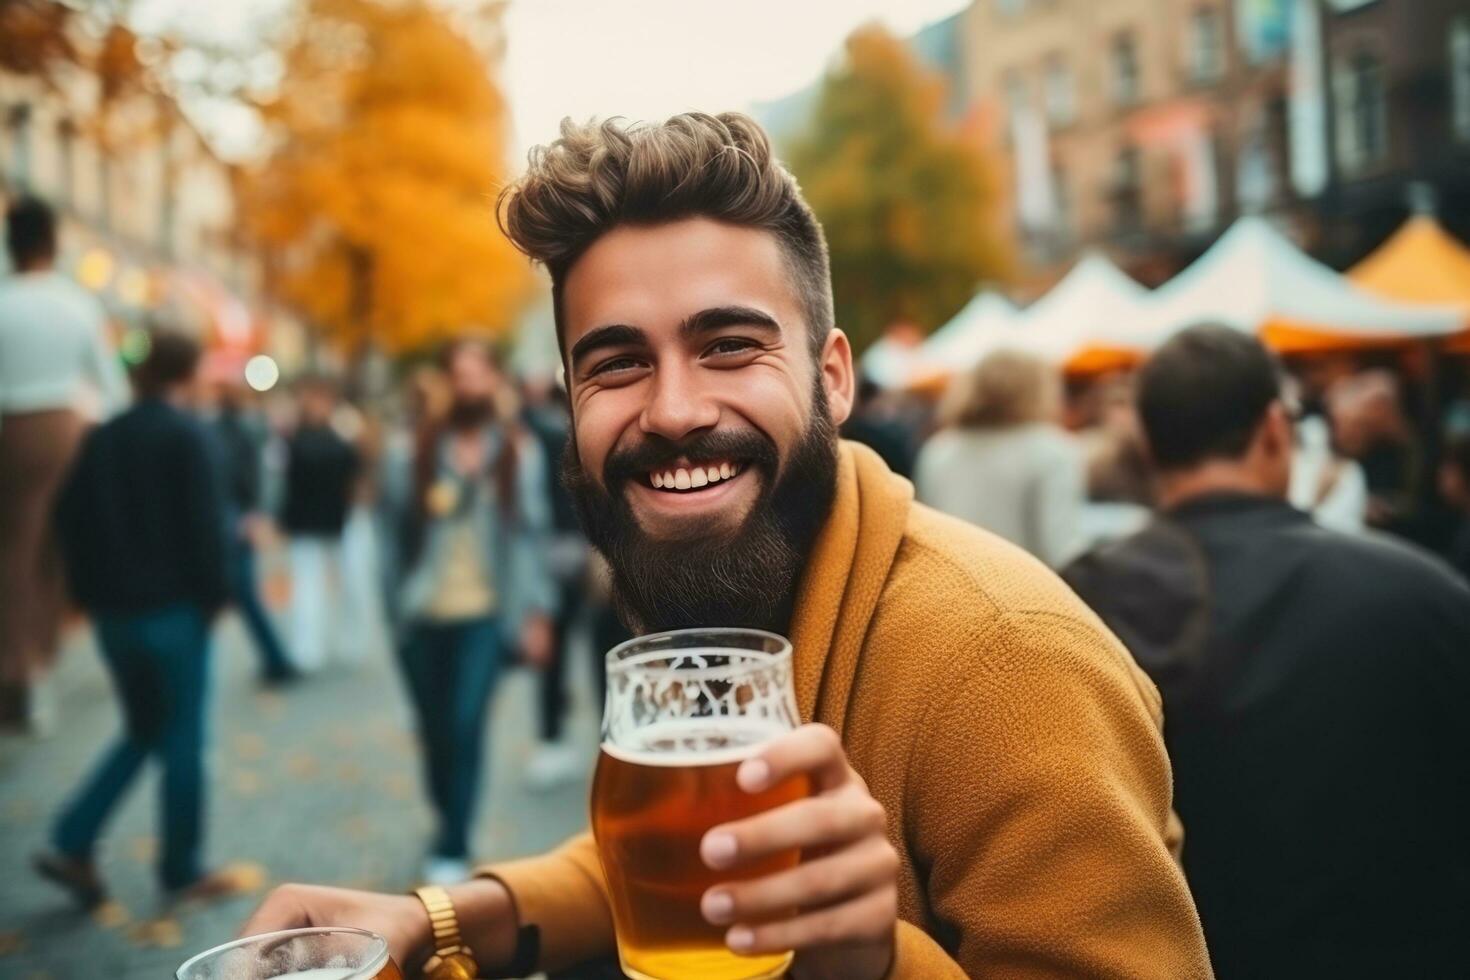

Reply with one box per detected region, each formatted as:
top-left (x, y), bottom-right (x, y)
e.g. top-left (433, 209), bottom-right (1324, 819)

top-left (690, 469), bottom-right (708, 488)
top-left (720, 462), bottom-right (732, 479)
top-left (651, 472), bottom-right (663, 489)
top-left (664, 470), bottom-right (675, 487)
top-left (706, 466), bottom-right (720, 482)
top-left (674, 468), bottom-right (692, 490)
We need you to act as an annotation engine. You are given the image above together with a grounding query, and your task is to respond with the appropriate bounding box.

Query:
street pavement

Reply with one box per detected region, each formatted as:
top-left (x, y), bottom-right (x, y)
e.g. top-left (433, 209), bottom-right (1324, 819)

top-left (0, 599), bottom-right (600, 980)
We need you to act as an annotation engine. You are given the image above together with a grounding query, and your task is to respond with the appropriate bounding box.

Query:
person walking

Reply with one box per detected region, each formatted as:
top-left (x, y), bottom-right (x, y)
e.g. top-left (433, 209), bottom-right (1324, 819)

top-left (1064, 324), bottom-right (1470, 978)
top-left (915, 347), bottom-right (1085, 567)
top-left (521, 376), bottom-right (594, 790)
top-left (212, 380), bottom-right (298, 685)
top-left (0, 195), bottom-right (130, 731)
top-left (34, 331), bottom-right (248, 906)
top-left (280, 377), bottom-right (362, 670)
top-left (381, 340), bottom-right (556, 884)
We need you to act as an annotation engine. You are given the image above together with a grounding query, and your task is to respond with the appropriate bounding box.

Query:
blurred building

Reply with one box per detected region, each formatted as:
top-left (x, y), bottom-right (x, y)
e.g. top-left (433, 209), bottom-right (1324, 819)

top-left (959, 0), bottom-right (1470, 280)
top-left (0, 9), bottom-right (280, 377)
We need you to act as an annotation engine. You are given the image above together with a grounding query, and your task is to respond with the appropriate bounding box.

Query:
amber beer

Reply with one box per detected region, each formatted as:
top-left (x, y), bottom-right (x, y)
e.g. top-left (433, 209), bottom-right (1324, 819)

top-left (594, 721), bottom-right (808, 980)
top-left (176, 927), bottom-right (402, 980)
top-left (595, 629), bottom-right (805, 980)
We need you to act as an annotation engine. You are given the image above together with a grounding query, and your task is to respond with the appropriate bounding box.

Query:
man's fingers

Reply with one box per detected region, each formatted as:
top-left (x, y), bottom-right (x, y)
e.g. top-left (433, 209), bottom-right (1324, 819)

top-left (702, 790), bottom-right (886, 870)
top-left (724, 884), bottom-right (899, 956)
top-left (238, 884), bottom-right (314, 938)
top-left (702, 836), bottom-right (899, 924)
top-left (738, 724), bottom-right (849, 796)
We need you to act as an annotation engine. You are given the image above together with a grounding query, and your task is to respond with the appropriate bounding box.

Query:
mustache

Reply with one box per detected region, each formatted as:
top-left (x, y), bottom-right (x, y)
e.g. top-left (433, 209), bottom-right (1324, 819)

top-left (603, 428), bottom-right (779, 486)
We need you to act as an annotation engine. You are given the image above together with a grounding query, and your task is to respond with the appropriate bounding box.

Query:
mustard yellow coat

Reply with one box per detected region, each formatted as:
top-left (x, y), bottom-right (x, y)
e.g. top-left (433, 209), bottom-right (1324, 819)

top-left (485, 442), bottom-right (1212, 978)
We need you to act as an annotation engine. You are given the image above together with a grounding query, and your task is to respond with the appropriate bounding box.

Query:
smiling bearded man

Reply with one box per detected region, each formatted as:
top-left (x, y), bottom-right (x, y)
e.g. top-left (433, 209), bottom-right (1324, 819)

top-left (243, 112), bottom-right (1211, 980)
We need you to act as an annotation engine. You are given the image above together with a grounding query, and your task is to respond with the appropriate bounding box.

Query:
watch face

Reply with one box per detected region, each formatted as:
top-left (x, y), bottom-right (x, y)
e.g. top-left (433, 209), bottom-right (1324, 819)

top-left (424, 951), bottom-right (477, 980)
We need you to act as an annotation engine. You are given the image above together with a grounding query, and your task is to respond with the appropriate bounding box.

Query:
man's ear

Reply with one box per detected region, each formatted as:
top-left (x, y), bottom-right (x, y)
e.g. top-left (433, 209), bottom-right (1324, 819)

top-left (1259, 400), bottom-right (1294, 458)
top-left (819, 328), bottom-right (855, 426)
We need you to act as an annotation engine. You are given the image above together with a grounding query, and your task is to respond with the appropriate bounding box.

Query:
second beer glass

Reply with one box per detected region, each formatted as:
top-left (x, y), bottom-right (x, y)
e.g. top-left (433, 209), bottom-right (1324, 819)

top-left (592, 628), bottom-right (807, 980)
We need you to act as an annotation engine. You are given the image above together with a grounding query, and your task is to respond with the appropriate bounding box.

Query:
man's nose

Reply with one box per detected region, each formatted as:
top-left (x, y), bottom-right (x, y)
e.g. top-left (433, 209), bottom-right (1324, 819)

top-left (639, 362), bottom-right (720, 441)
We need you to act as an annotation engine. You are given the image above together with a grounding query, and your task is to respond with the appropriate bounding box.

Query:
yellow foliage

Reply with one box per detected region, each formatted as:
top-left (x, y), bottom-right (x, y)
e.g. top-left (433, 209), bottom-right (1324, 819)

top-left (244, 0), bottom-right (531, 354)
top-left (786, 25), bottom-right (1011, 353)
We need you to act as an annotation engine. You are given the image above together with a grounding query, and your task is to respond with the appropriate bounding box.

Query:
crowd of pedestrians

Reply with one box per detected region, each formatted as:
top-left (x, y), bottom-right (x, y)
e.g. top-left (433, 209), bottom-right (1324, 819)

top-left (5, 156), bottom-right (1470, 977)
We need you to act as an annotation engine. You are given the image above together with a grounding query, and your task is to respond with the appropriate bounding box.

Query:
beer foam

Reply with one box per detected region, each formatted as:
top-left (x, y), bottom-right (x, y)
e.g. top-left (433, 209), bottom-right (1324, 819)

top-left (601, 718), bottom-right (787, 767)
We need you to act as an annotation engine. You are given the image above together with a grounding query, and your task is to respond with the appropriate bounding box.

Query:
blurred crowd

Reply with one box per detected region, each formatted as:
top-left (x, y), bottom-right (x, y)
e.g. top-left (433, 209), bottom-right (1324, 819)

top-left (1, 197), bottom-right (625, 898)
top-left (4, 179), bottom-right (1470, 976)
top-left (847, 336), bottom-right (1470, 580)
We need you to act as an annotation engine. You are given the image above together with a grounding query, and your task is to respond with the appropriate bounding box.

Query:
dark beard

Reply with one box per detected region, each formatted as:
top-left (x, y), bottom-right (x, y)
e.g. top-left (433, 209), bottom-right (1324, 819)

top-left (448, 396), bottom-right (493, 431)
top-left (563, 383), bottom-right (839, 635)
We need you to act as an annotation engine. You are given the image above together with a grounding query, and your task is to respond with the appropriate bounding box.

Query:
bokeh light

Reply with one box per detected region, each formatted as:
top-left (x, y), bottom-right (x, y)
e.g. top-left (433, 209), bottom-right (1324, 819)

top-left (119, 327), bottom-right (152, 365)
top-left (76, 248), bottom-right (115, 292)
top-left (244, 354), bottom-right (280, 392)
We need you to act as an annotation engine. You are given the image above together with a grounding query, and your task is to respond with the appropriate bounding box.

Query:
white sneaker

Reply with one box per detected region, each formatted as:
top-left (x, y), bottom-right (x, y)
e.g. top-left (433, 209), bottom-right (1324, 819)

top-left (525, 741), bottom-right (584, 792)
top-left (421, 856), bottom-right (470, 886)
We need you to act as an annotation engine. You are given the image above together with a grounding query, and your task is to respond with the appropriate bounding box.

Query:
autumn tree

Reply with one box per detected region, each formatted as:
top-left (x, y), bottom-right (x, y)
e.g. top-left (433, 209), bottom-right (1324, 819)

top-left (785, 24), bottom-right (1010, 353)
top-left (245, 0), bottom-right (531, 355)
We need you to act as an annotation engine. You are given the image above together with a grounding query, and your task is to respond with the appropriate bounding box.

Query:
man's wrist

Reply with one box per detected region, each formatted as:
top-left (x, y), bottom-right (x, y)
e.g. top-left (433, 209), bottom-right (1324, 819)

top-left (444, 877), bottom-right (519, 975)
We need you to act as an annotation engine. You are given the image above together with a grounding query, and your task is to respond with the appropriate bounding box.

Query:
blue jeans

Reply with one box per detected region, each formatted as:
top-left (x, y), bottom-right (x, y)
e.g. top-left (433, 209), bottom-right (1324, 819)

top-left (230, 538), bottom-right (294, 679)
top-left (52, 603), bottom-right (210, 889)
top-left (397, 617), bottom-right (502, 859)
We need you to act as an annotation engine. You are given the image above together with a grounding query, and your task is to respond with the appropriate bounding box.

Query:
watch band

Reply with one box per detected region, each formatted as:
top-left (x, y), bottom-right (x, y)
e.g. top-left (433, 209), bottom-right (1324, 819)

top-left (413, 884), bottom-right (478, 979)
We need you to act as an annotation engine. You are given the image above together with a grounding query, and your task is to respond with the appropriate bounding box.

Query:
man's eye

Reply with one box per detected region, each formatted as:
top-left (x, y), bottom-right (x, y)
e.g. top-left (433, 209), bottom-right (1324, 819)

top-left (705, 338), bottom-right (758, 357)
top-left (591, 356), bottom-right (644, 377)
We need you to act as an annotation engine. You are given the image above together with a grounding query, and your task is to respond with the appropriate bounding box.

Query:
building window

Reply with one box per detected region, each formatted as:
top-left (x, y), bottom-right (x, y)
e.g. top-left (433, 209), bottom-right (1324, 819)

top-left (1333, 50), bottom-right (1387, 174)
top-left (1112, 145), bottom-right (1143, 229)
top-left (1052, 162), bottom-right (1075, 243)
top-left (1112, 33), bottom-right (1141, 106)
top-left (1043, 56), bottom-right (1075, 126)
top-left (4, 103), bottom-right (32, 189)
top-left (97, 149), bottom-right (112, 230)
top-left (1452, 16), bottom-right (1470, 141)
top-left (57, 118), bottom-right (76, 205)
top-left (1003, 69), bottom-right (1030, 131)
top-left (1189, 7), bottom-right (1225, 82)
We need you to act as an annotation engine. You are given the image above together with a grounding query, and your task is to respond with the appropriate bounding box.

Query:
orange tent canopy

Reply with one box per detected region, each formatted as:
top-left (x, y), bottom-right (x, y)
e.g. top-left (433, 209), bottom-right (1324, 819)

top-left (1350, 216), bottom-right (1470, 352)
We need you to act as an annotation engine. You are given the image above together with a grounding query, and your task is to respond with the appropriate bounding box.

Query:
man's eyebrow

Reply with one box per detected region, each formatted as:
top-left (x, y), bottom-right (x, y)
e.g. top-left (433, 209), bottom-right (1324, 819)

top-left (679, 305), bottom-right (782, 338)
top-left (569, 323), bottom-right (646, 369)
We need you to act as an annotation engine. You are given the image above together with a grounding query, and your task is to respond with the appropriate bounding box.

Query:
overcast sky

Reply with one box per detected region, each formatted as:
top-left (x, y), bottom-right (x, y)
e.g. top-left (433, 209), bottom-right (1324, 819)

top-left (131, 0), bottom-right (968, 161)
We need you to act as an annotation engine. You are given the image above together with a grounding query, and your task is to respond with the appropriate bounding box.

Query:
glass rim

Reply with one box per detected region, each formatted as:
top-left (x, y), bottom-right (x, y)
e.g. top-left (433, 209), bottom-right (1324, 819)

top-left (604, 627), bottom-right (792, 677)
top-left (176, 926), bottom-right (388, 980)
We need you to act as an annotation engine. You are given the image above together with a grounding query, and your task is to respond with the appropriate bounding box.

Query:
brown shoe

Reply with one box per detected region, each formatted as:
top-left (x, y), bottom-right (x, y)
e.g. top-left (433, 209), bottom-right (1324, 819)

top-left (33, 850), bottom-right (107, 909)
top-left (167, 862), bottom-right (266, 905)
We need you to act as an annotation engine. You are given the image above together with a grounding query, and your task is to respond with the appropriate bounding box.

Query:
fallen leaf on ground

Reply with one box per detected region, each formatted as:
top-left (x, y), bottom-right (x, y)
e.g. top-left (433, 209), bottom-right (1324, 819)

top-left (92, 901), bottom-right (131, 928)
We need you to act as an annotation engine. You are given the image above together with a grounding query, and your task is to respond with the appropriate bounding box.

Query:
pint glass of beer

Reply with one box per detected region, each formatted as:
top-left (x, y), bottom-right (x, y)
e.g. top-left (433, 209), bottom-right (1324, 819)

top-left (177, 927), bottom-right (403, 980)
top-left (592, 628), bottom-right (807, 980)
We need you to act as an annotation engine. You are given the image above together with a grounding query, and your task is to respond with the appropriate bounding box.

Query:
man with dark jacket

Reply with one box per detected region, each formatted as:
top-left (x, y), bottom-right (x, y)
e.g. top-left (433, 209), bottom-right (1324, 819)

top-left (36, 331), bottom-right (244, 905)
top-left (214, 382), bottom-right (296, 684)
top-left (1064, 324), bottom-right (1470, 979)
top-left (281, 377), bottom-right (361, 669)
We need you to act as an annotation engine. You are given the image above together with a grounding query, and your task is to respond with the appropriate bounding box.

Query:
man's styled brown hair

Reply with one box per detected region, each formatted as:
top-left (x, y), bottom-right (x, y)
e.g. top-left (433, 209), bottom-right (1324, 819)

top-left (498, 111), bottom-right (834, 357)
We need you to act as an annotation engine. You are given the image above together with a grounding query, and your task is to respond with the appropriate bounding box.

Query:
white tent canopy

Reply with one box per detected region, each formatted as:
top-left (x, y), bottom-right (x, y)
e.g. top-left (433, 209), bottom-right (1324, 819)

top-left (913, 291), bottom-right (1018, 376)
top-left (1014, 252), bottom-right (1153, 363)
top-left (860, 335), bottom-right (924, 389)
top-left (1141, 216), bottom-right (1466, 345)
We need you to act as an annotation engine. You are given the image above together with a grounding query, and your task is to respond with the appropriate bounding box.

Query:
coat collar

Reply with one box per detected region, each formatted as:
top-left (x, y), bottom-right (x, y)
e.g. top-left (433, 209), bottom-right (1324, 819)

top-left (789, 440), bottom-right (913, 730)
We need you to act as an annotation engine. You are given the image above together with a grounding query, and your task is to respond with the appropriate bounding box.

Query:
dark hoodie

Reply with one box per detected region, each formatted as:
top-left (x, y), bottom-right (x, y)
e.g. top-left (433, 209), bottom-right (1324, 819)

top-left (1064, 493), bottom-right (1470, 979)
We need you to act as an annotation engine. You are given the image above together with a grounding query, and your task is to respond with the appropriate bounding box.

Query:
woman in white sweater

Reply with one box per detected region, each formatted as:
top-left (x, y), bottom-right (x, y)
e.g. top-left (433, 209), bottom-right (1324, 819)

top-left (916, 347), bottom-right (1084, 568)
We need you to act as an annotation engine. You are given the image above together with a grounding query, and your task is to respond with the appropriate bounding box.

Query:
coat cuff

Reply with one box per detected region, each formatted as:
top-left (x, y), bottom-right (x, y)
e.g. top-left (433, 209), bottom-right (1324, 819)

top-left (475, 834), bottom-right (615, 973)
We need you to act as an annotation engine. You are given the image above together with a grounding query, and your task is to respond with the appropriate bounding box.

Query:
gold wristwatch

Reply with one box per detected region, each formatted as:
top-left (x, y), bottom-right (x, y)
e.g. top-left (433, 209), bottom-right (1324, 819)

top-left (413, 884), bottom-right (478, 979)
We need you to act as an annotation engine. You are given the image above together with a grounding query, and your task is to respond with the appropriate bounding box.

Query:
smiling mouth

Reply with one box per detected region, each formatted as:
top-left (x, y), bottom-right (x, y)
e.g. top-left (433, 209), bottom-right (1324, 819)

top-left (644, 459), bottom-right (745, 494)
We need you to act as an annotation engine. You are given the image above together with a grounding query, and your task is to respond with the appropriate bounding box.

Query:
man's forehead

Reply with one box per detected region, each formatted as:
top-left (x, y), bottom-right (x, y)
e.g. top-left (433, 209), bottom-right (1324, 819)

top-left (560, 218), bottom-right (802, 346)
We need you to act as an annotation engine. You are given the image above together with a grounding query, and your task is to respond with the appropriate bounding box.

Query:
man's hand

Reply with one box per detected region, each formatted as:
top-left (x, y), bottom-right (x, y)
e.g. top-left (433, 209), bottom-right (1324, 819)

top-left (241, 885), bottom-right (434, 974)
top-left (519, 612), bottom-right (555, 669)
top-left (242, 879), bottom-right (520, 977)
top-left (699, 724), bottom-right (899, 980)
